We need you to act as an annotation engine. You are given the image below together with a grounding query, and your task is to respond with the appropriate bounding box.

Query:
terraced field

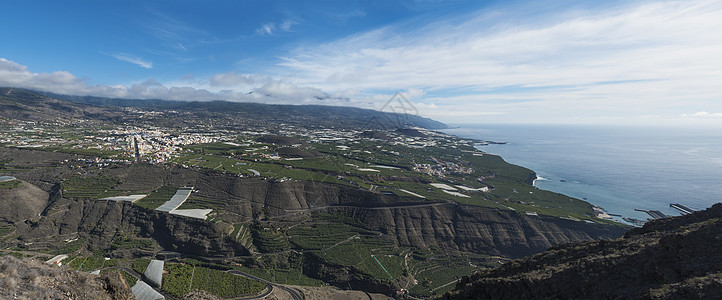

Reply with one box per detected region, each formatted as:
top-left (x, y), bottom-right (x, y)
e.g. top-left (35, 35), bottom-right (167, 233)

top-left (288, 223), bottom-right (375, 250)
top-left (162, 263), bottom-right (266, 298)
top-left (316, 236), bottom-right (406, 279)
top-left (66, 255), bottom-right (118, 272)
top-left (133, 186), bottom-right (177, 210)
top-left (62, 176), bottom-right (123, 199)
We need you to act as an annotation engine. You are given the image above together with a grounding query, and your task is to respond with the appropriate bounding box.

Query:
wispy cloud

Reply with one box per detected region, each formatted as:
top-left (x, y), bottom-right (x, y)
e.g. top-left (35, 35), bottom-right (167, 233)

top-left (256, 20), bottom-right (298, 35)
top-left (277, 0), bottom-right (722, 123)
top-left (279, 20), bottom-right (298, 31)
top-left (111, 53), bottom-right (153, 69)
top-left (142, 8), bottom-right (206, 43)
top-left (257, 23), bottom-right (275, 35)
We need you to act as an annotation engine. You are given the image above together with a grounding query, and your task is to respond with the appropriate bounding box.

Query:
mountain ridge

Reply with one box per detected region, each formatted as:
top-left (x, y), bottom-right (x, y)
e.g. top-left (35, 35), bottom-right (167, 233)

top-left (26, 88), bottom-right (449, 130)
top-left (442, 203), bottom-right (722, 299)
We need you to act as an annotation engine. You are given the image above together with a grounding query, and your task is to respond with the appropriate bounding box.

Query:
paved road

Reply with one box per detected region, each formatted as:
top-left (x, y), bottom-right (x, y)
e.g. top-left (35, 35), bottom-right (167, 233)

top-left (227, 270), bottom-right (304, 300)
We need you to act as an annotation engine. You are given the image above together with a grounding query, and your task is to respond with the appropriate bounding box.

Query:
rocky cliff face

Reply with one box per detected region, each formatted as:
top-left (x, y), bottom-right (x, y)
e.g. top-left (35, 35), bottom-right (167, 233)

top-left (443, 203), bottom-right (722, 299)
top-left (4, 161), bottom-right (627, 263)
top-left (4, 162), bottom-right (628, 260)
top-left (345, 204), bottom-right (624, 258)
top-left (14, 196), bottom-right (248, 257)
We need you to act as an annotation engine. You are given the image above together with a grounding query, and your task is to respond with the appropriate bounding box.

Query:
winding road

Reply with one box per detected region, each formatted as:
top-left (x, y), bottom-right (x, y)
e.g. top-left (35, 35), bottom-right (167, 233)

top-left (227, 270), bottom-right (304, 300)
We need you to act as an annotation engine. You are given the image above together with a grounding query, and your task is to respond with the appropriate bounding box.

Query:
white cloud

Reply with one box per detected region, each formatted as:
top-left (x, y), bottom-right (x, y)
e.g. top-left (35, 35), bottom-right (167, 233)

top-left (257, 23), bottom-right (275, 35)
top-left (0, 57), bottom-right (347, 105)
top-left (0, 58), bottom-right (87, 94)
top-left (6, 0), bottom-right (722, 126)
top-left (257, 20), bottom-right (298, 35)
top-left (681, 112), bottom-right (722, 118)
top-left (276, 0), bottom-right (722, 123)
top-left (111, 53), bottom-right (153, 69)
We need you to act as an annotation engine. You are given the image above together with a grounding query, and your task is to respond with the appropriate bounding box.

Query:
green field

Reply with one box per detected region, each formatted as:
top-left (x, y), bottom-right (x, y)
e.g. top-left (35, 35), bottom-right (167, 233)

top-left (251, 224), bottom-right (290, 253)
top-left (0, 180), bottom-right (22, 189)
top-left (48, 238), bottom-right (85, 255)
top-left (43, 147), bottom-right (124, 159)
top-left (162, 263), bottom-right (266, 298)
top-left (167, 137), bottom-right (604, 222)
top-left (407, 253), bottom-right (490, 297)
top-left (134, 186), bottom-right (177, 210)
top-left (62, 176), bottom-right (122, 199)
top-left (232, 253), bottom-right (323, 286)
top-left (132, 258), bottom-right (151, 274)
top-left (315, 236), bottom-right (406, 279)
top-left (110, 237), bottom-right (154, 251)
top-left (0, 224), bottom-right (14, 236)
top-left (66, 255), bottom-right (118, 272)
top-left (177, 194), bottom-right (225, 210)
top-left (288, 223), bottom-right (373, 250)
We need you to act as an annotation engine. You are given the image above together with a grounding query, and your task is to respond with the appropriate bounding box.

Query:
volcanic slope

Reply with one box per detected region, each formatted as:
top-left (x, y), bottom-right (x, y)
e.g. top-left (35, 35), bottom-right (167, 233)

top-left (443, 203), bottom-right (722, 300)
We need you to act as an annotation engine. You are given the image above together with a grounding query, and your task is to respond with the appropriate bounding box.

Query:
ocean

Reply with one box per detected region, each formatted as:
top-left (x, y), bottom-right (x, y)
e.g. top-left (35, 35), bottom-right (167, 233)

top-left (443, 124), bottom-right (722, 223)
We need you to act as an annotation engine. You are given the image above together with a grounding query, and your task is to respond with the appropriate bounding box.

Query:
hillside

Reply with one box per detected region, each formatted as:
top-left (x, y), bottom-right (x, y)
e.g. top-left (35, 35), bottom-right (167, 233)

top-left (33, 89), bottom-right (449, 130)
top-left (0, 88), bottom-right (121, 122)
top-left (443, 203), bottom-right (722, 299)
top-left (0, 255), bottom-right (133, 299)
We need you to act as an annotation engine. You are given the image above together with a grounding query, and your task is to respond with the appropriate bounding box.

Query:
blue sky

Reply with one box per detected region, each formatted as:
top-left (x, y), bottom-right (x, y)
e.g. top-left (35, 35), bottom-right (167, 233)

top-left (2, 0), bottom-right (722, 125)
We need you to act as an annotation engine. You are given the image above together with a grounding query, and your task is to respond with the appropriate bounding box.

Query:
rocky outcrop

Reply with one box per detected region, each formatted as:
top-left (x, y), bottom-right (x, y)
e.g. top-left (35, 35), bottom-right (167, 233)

top-left (14, 196), bottom-right (249, 257)
top-left (443, 203), bottom-right (722, 299)
top-left (0, 255), bottom-right (134, 299)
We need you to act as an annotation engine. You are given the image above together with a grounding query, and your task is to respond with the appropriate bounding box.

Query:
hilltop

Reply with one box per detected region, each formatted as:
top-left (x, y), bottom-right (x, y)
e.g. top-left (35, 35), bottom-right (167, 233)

top-left (443, 203), bottom-right (722, 299)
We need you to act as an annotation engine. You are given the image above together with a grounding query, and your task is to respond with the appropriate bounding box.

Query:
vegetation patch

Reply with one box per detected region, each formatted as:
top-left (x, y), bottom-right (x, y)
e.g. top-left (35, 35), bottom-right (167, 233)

top-left (0, 180), bottom-right (21, 189)
top-left (134, 186), bottom-right (177, 210)
top-left (44, 147), bottom-right (124, 159)
top-left (62, 175), bottom-right (122, 199)
top-left (66, 255), bottom-right (117, 272)
top-left (110, 237), bottom-right (154, 251)
top-left (0, 224), bottom-right (14, 236)
top-left (233, 253), bottom-right (323, 286)
top-left (132, 258), bottom-right (151, 275)
top-left (162, 263), bottom-right (266, 298)
top-left (251, 224), bottom-right (290, 253)
top-left (288, 223), bottom-right (374, 250)
top-left (315, 236), bottom-right (406, 279)
top-left (48, 238), bottom-right (85, 255)
top-left (177, 195), bottom-right (225, 210)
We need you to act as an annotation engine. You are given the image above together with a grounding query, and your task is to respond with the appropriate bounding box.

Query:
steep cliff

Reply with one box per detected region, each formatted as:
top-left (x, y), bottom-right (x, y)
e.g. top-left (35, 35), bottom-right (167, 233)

top-left (6, 162), bottom-right (626, 260)
top-left (344, 204), bottom-right (624, 258)
top-left (14, 196), bottom-right (248, 257)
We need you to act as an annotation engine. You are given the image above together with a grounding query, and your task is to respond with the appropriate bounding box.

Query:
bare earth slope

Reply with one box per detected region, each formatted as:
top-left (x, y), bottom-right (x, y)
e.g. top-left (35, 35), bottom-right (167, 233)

top-left (0, 180), bottom-right (48, 223)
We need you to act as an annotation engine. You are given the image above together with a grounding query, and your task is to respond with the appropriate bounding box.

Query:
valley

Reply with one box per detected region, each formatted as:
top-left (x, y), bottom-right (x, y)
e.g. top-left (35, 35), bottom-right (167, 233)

top-left (0, 88), bottom-right (628, 298)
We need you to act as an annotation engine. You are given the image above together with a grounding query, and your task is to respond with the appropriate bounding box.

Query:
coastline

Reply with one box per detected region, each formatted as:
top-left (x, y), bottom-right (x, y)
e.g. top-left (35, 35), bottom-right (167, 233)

top-left (439, 124), bottom-right (722, 224)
